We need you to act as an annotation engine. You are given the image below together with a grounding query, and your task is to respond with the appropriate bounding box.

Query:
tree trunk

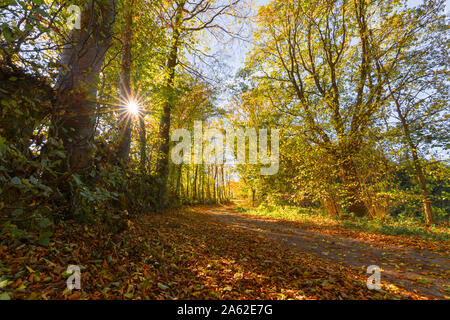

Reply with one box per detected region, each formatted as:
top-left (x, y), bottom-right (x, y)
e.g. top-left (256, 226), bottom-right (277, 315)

top-left (338, 155), bottom-right (367, 217)
top-left (117, 0), bottom-right (133, 164)
top-left (221, 164), bottom-right (225, 201)
top-left (156, 2), bottom-right (184, 208)
top-left (186, 165), bottom-right (190, 200)
top-left (396, 110), bottom-right (433, 225)
top-left (251, 189), bottom-right (256, 207)
top-left (213, 165), bottom-right (218, 202)
top-left (388, 83), bottom-right (434, 225)
top-left (179, 165), bottom-right (184, 198)
top-left (201, 166), bottom-right (205, 202)
top-left (411, 152), bottom-right (433, 225)
top-left (207, 165), bottom-right (211, 201)
top-left (139, 115), bottom-right (147, 171)
top-left (193, 165), bottom-right (198, 200)
top-left (175, 164), bottom-right (182, 197)
top-left (55, 0), bottom-right (117, 172)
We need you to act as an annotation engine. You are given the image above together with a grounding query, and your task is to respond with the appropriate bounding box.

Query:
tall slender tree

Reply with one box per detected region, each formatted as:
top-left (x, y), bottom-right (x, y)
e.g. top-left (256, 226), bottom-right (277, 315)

top-left (117, 0), bottom-right (134, 164)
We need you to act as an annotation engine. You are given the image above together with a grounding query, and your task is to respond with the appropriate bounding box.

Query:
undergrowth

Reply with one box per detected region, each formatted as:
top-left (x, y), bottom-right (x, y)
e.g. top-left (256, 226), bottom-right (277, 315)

top-left (235, 204), bottom-right (450, 242)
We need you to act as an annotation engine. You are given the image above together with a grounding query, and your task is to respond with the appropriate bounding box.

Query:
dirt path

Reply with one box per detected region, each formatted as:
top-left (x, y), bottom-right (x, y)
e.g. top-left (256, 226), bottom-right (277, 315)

top-left (207, 205), bottom-right (450, 299)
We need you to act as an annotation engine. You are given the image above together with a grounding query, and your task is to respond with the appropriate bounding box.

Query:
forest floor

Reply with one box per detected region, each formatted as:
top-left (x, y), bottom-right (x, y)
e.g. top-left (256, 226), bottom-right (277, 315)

top-left (0, 203), bottom-right (449, 300)
top-left (208, 203), bottom-right (450, 300)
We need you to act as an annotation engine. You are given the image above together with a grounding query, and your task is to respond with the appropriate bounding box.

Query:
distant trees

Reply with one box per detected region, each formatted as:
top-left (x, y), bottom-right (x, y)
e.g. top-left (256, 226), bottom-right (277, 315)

top-left (150, 0), bottom-right (244, 207)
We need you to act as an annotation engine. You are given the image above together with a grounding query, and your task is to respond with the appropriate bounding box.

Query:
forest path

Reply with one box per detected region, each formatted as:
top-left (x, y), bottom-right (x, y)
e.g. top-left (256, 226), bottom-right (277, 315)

top-left (206, 204), bottom-right (450, 299)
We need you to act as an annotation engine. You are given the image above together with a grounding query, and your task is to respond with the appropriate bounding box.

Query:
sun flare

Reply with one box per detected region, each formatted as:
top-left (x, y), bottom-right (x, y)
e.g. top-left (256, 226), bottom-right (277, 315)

top-left (126, 100), bottom-right (139, 115)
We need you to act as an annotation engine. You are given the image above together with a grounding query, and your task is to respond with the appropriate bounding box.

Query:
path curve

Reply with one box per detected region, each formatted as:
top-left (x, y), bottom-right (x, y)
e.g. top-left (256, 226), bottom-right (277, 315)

top-left (207, 205), bottom-right (450, 299)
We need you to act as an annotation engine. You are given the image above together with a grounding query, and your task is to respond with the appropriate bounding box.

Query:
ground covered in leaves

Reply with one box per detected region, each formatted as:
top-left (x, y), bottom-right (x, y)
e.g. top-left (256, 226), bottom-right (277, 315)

top-left (210, 205), bottom-right (450, 299)
top-left (0, 204), bottom-right (447, 300)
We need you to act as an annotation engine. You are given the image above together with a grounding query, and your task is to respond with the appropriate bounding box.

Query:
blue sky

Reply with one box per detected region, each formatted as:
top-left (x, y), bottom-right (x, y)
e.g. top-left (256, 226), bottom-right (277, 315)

top-left (202, 0), bottom-right (449, 108)
top-left (221, 0), bottom-right (449, 79)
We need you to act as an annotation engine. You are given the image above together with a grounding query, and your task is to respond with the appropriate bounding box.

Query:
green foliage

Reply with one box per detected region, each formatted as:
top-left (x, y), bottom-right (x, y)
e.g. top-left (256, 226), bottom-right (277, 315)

top-left (239, 204), bottom-right (450, 242)
top-left (233, 0), bottom-right (448, 225)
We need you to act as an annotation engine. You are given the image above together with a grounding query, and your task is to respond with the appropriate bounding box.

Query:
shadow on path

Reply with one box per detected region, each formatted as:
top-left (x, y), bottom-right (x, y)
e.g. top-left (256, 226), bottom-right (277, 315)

top-left (207, 205), bottom-right (450, 299)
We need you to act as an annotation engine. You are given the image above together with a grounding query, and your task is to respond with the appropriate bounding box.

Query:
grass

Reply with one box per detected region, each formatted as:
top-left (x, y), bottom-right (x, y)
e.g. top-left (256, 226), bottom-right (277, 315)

top-left (234, 203), bottom-right (450, 242)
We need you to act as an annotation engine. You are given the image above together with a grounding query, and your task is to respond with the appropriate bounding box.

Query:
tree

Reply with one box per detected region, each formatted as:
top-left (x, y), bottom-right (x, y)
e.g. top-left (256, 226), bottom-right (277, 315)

top-left (246, 0), bottom-right (419, 216)
top-left (155, 0), bottom-right (184, 208)
top-left (153, 0), bottom-right (243, 208)
top-left (55, 0), bottom-right (117, 172)
top-left (116, 0), bottom-right (134, 164)
top-left (382, 1), bottom-right (449, 225)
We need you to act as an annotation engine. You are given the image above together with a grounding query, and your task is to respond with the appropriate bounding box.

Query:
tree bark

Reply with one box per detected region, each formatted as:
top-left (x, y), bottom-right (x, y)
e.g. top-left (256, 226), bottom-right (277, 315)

top-left (221, 164), bottom-right (225, 201)
top-left (193, 165), bottom-right (198, 200)
top-left (213, 165), bottom-right (218, 202)
top-left (139, 115), bottom-right (147, 171)
top-left (55, 0), bottom-right (117, 172)
top-left (201, 166), bottom-right (205, 202)
top-left (117, 0), bottom-right (133, 164)
top-left (186, 165), bottom-right (190, 200)
top-left (207, 165), bottom-right (211, 201)
top-left (156, 1), bottom-right (184, 208)
top-left (175, 164), bottom-right (182, 197)
top-left (390, 92), bottom-right (434, 225)
top-left (338, 155), bottom-right (368, 217)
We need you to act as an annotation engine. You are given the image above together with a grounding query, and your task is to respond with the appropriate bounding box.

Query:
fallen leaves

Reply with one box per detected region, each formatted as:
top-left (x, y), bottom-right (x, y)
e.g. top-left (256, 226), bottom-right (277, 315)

top-left (0, 205), bottom-right (444, 300)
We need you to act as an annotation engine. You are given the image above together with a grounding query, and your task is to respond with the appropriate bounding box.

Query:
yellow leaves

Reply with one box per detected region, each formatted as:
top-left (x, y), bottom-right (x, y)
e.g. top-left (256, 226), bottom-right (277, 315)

top-left (415, 277), bottom-right (433, 286)
top-left (0, 279), bottom-right (12, 289)
top-left (25, 266), bottom-right (35, 273)
top-left (233, 272), bottom-right (243, 280)
top-left (223, 285), bottom-right (233, 292)
top-left (0, 292), bottom-right (11, 300)
top-left (1, 202), bottom-right (446, 300)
